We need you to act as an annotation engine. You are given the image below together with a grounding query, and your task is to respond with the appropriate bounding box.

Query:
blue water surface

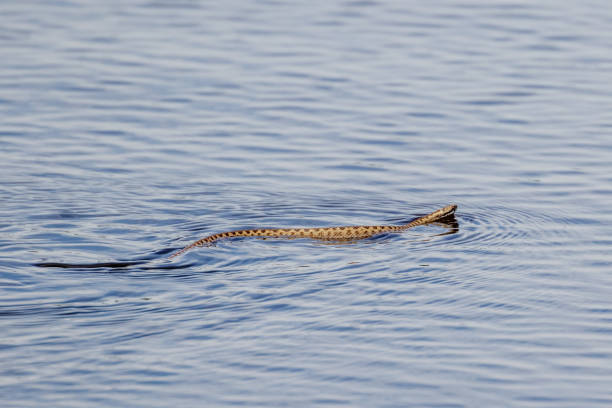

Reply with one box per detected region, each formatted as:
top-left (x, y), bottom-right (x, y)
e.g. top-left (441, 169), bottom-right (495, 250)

top-left (1, 1), bottom-right (612, 407)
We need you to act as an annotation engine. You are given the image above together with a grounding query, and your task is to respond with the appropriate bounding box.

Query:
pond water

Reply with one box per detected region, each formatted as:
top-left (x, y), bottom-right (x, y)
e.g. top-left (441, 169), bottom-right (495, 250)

top-left (2, 1), bottom-right (612, 407)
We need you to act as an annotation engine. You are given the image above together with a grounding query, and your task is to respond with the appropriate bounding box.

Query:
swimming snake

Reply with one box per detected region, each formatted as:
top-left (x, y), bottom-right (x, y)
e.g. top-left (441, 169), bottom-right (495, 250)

top-left (168, 204), bottom-right (457, 258)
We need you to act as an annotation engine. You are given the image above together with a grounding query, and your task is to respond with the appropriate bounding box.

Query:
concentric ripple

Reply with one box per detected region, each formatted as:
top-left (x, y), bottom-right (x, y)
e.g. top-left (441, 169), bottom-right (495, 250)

top-left (443, 204), bottom-right (571, 249)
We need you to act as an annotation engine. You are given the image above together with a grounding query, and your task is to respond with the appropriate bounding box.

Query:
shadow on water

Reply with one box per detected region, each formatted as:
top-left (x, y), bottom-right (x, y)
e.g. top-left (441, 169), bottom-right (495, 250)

top-left (34, 261), bottom-right (147, 269)
top-left (32, 248), bottom-right (191, 271)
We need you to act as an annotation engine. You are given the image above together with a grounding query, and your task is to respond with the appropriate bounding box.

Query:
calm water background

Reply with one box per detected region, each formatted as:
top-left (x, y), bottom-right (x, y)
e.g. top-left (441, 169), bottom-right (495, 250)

top-left (2, 1), bottom-right (612, 407)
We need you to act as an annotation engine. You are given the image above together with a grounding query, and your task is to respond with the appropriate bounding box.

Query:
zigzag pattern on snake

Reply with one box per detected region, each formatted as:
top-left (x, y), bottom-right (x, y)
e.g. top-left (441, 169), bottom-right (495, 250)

top-left (168, 204), bottom-right (457, 259)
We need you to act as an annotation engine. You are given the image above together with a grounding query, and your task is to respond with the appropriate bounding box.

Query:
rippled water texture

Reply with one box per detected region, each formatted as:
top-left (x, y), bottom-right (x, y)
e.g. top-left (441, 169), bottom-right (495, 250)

top-left (2, 1), bottom-right (612, 407)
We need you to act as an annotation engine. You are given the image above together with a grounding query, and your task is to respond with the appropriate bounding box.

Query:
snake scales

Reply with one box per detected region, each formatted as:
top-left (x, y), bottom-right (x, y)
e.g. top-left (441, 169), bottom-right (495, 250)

top-left (169, 204), bottom-right (457, 258)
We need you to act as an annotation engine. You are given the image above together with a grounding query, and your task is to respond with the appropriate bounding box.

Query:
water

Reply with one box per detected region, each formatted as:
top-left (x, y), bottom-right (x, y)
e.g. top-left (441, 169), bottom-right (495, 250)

top-left (2, 1), bottom-right (612, 406)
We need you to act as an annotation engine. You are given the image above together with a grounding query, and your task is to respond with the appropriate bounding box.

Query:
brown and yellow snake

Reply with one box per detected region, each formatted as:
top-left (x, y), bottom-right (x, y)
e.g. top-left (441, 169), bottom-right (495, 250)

top-left (168, 204), bottom-right (457, 258)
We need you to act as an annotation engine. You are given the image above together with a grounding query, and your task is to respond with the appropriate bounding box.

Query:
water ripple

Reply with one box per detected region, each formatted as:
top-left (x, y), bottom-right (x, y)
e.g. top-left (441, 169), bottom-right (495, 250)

top-left (447, 205), bottom-right (569, 249)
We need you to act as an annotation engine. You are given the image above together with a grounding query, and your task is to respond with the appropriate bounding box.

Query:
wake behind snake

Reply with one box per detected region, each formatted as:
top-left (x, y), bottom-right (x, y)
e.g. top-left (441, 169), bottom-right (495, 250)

top-left (169, 204), bottom-right (457, 258)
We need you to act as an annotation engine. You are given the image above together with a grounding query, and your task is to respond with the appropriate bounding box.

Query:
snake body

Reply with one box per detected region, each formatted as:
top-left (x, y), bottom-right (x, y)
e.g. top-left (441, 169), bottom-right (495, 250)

top-left (168, 204), bottom-right (457, 258)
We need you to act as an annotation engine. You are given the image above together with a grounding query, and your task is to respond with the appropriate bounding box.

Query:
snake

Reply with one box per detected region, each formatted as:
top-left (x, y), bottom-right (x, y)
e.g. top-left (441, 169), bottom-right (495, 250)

top-left (168, 204), bottom-right (457, 258)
